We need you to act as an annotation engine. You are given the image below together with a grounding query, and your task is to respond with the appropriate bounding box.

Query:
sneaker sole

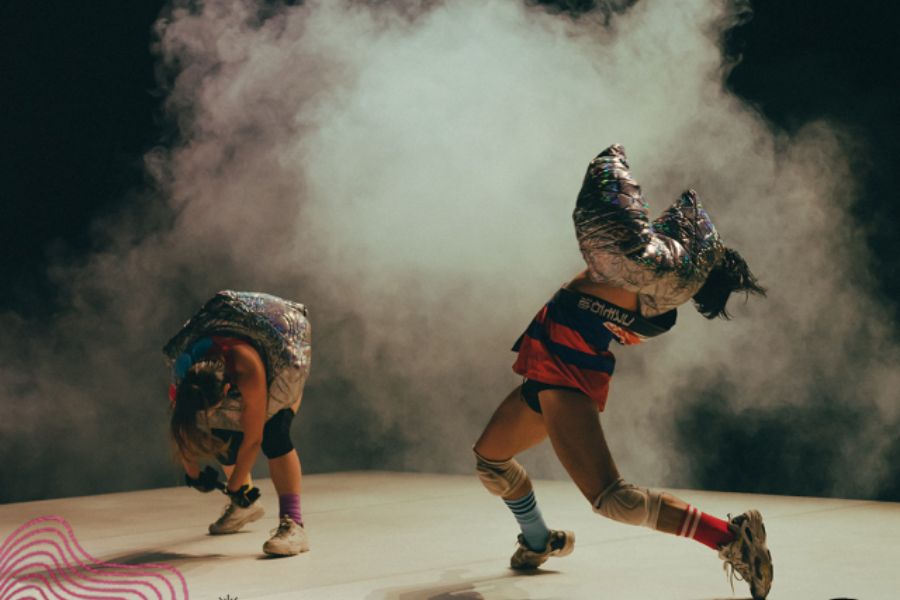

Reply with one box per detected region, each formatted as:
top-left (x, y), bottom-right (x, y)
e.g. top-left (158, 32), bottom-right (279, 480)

top-left (744, 510), bottom-right (773, 600)
top-left (262, 540), bottom-right (310, 556)
top-left (509, 530), bottom-right (574, 570)
top-left (208, 505), bottom-right (265, 535)
top-left (553, 530), bottom-right (575, 557)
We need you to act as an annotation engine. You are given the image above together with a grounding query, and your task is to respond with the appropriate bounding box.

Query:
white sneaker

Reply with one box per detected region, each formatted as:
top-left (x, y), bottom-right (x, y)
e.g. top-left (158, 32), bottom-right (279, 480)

top-left (509, 529), bottom-right (574, 570)
top-left (208, 500), bottom-right (264, 535)
top-left (262, 516), bottom-right (310, 556)
top-left (718, 510), bottom-right (773, 599)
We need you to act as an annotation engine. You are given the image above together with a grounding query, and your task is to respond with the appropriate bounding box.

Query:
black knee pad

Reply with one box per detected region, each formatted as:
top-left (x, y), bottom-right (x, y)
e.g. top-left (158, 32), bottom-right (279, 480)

top-left (261, 408), bottom-right (295, 459)
top-left (211, 429), bottom-right (243, 466)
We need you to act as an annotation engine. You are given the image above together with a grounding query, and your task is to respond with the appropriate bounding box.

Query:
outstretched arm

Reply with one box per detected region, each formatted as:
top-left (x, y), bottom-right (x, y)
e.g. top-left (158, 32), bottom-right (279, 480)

top-left (225, 343), bottom-right (267, 493)
top-left (573, 145), bottom-right (724, 312)
top-left (646, 189), bottom-right (722, 279)
top-left (573, 144), bottom-right (653, 258)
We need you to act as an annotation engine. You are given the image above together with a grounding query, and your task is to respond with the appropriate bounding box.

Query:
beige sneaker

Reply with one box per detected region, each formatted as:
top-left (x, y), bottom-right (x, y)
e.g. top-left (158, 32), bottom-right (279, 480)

top-left (510, 529), bottom-right (574, 570)
top-left (718, 510), bottom-right (773, 600)
top-left (262, 517), bottom-right (310, 556)
top-left (208, 500), bottom-right (264, 535)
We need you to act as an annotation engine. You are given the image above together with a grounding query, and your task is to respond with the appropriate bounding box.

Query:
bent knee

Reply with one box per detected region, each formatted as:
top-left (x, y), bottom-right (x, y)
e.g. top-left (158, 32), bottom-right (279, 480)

top-left (261, 409), bottom-right (295, 459)
top-left (592, 478), bottom-right (663, 529)
top-left (474, 448), bottom-right (530, 499)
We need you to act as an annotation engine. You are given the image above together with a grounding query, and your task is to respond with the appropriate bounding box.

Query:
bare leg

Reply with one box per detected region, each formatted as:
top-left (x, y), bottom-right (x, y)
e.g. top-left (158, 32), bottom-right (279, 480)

top-left (538, 388), bottom-right (689, 534)
top-left (538, 388), bottom-right (621, 501)
top-left (269, 401), bottom-right (303, 496)
top-left (656, 499), bottom-right (690, 534)
top-left (269, 396), bottom-right (303, 496)
top-left (221, 465), bottom-right (252, 488)
top-left (268, 450), bottom-right (302, 496)
top-left (261, 405), bottom-right (308, 555)
top-left (474, 386), bottom-right (547, 500)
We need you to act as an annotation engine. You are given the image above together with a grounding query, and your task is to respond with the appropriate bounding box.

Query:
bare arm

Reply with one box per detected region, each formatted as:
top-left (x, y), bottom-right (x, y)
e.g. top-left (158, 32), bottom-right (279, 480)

top-left (573, 144), bottom-right (652, 259)
top-left (225, 343), bottom-right (267, 492)
top-left (573, 145), bottom-right (725, 316)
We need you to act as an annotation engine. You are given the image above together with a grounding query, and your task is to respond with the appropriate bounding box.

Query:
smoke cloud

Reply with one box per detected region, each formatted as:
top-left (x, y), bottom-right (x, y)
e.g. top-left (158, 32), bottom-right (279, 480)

top-left (2, 0), bottom-right (897, 503)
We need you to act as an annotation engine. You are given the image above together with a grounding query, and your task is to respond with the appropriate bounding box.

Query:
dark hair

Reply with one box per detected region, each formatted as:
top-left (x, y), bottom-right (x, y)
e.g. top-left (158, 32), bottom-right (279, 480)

top-left (692, 247), bottom-right (766, 320)
top-left (170, 359), bottom-right (229, 460)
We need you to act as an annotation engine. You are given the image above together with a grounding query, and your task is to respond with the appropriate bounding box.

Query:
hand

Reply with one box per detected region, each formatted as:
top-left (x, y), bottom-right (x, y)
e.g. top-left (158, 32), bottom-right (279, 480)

top-left (226, 484), bottom-right (261, 508)
top-left (184, 465), bottom-right (220, 493)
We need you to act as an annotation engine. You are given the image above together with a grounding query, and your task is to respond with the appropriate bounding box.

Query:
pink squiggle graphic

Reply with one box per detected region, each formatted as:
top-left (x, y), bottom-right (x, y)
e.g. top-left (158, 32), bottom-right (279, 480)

top-left (2, 526), bottom-right (170, 599)
top-left (0, 516), bottom-right (189, 600)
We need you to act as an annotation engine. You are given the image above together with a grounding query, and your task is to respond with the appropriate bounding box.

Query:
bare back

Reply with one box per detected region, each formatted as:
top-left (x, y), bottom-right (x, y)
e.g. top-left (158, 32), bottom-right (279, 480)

top-left (565, 270), bottom-right (639, 312)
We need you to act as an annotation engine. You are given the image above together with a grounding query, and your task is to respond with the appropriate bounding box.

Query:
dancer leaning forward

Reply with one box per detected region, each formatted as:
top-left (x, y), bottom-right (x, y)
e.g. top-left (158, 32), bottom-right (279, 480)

top-left (473, 145), bottom-right (773, 598)
top-left (164, 291), bottom-right (312, 556)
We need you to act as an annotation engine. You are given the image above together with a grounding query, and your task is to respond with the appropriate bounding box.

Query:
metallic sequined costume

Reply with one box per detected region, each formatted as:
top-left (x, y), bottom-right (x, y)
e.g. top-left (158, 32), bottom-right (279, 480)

top-left (572, 144), bottom-right (725, 318)
top-left (163, 291), bottom-right (312, 431)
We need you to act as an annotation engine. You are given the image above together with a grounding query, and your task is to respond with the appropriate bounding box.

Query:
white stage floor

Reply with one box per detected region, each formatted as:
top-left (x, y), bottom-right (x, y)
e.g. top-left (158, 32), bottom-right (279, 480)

top-left (1, 471), bottom-right (897, 599)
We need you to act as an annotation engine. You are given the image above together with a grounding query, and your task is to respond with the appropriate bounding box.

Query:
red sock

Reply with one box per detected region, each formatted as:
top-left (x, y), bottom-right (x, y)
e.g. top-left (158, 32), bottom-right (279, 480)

top-left (677, 505), bottom-right (734, 550)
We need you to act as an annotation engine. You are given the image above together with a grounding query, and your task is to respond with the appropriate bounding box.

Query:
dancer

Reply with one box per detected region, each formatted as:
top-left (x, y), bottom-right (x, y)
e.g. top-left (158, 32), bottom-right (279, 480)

top-left (473, 145), bottom-right (772, 599)
top-left (164, 290), bottom-right (312, 556)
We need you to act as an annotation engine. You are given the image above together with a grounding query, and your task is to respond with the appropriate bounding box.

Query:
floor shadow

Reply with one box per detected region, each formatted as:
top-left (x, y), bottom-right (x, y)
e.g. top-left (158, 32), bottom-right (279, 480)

top-left (368, 568), bottom-right (554, 600)
top-left (101, 549), bottom-right (226, 566)
top-left (255, 553), bottom-right (296, 561)
top-left (6, 549), bottom-right (226, 589)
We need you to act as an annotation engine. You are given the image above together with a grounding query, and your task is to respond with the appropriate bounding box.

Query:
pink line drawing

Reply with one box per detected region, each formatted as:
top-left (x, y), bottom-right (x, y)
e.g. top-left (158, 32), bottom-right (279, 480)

top-left (0, 516), bottom-right (189, 599)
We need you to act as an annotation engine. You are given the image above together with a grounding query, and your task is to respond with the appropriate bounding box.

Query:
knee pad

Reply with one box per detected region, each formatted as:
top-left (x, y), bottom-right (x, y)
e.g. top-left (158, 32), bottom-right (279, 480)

top-left (592, 478), bottom-right (663, 529)
top-left (474, 448), bottom-right (529, 498)
top-left (261, 409), bottom-right (295, 459)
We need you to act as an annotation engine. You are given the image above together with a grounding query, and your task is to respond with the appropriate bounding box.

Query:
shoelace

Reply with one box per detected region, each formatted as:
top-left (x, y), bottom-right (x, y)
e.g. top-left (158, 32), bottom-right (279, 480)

top-left (269, 519), bottom-right (294, 538)
top-left (722, 557), bottom-right (748, 593)
top-left (217, 503), bottom-right (236, 522)
top-left (720, 514), bottom-right (749, 593)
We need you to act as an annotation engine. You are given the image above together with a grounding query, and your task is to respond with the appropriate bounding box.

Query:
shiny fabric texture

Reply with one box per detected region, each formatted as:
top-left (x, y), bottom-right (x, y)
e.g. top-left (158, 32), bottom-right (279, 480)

top-left (164, 291), bottom-right (312, 431)
top-left (572, 144), bottom-right (725, 317)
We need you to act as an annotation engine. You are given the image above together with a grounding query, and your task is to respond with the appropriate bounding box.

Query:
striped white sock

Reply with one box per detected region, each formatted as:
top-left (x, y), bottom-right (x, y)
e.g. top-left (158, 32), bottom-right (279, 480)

top-left (505, 490), bottom-right (550, 551)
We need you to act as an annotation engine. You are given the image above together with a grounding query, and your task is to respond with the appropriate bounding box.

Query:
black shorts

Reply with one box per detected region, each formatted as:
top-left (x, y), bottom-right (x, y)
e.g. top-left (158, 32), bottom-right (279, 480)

top-left (519, 379), bottom-right (581, 414)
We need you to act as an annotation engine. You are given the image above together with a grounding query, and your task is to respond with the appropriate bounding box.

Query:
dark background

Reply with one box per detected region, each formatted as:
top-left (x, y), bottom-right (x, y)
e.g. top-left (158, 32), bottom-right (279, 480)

top-left (2, 1), bottom-right (898, 499)
top-left (3, 1), bottom-right (897, 318)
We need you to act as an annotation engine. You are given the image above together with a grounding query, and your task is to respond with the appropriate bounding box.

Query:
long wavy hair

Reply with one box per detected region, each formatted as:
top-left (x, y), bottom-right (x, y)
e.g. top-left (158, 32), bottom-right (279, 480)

top-left (170, 359), bottom-right (229, 460)
top-left (692, 247), bottom-right (767, 319)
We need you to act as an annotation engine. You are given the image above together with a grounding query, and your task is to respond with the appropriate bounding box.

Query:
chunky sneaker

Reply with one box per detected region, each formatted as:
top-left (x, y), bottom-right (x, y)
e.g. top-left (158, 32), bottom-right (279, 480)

top-left (262, 516), bottom-right (310, 556)
top-left (717, 510), bottom-right (773, 600)
top-left (208, 500), bottom-right (264, 535)
top-left (509, 529), bottom-right (574, 570)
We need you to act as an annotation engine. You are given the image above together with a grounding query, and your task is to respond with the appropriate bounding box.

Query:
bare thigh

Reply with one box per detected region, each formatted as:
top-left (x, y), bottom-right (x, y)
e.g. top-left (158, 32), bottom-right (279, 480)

top-left (538, 388), bottom-right (622, 502)
top-left (474, 385), bottom-right (548, 461)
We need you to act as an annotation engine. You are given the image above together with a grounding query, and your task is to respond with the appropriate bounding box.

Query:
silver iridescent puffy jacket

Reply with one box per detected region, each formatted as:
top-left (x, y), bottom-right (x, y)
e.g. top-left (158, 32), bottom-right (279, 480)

top-left (573, 144), bottom-right (725, 317)
top-left (164, 291), bottom-right (312, 431)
